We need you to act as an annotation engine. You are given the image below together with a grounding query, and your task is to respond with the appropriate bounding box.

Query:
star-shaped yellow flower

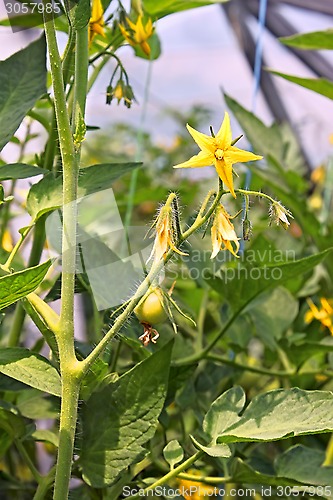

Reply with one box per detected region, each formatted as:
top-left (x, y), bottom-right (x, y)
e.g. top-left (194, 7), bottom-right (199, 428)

top-left (173, 112), bottom-right (263, 198)
top-left (89, 0), bottom-right (105, 46)
top-left (119, 15), bottom-right (154, 57)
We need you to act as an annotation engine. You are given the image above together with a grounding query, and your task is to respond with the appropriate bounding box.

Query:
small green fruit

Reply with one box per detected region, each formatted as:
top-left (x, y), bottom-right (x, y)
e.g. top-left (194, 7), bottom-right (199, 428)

top-left (134, 288), bottom-right (167, 325)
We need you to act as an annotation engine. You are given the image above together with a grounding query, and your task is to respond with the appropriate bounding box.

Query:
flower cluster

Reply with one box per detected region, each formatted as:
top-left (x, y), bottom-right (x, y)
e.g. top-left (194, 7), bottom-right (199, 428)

top-left (106, 79), bottom-right (136, 108)
top-left (137, 112), bottom-right (295, 344)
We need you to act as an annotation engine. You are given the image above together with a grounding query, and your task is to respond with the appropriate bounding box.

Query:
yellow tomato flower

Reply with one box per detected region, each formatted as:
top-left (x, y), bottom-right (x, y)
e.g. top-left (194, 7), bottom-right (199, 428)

top-left (305, 298), bottom-right (333, 335)
top-left (311, 164), bottom-right (326, 185)
top-left (211, 205), bottom-right (240, 259)
top-left (269, 201), bottom-right (293, 230)
top-left (148, 204), bottom-right (187, 264)
top-left (173, 112), bottom-right (263, 198)
top-left (119, 15), bottom-right (154, 57)
top-left (1, 229), bottom-right (13, 252)
top-left (89, 0), bottom-right (105, 45)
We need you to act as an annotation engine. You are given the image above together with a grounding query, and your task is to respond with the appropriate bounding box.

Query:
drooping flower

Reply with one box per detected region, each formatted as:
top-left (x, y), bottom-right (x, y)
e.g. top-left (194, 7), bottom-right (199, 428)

top-left (173, 112), bottom-right (262, 198)
top-left (305, 298), bottom-right (333, 335)
top-left (119, 15), bottom-right (154, 57)
top-left (89, 0), bottom-right (105, 45)
top-left (148, 201), bottom-right (187, 264)
top-left (106, 80), bottom-right (136, 108)
top-left (211, 205), bottom-right (240, 259)
top-left (269, 201), bottom-right (293, 229)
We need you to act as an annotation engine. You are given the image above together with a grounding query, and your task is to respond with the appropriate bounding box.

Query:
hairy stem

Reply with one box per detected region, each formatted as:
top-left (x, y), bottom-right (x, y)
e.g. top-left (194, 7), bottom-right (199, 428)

top-left (43, 3), bottom-right (88, 498)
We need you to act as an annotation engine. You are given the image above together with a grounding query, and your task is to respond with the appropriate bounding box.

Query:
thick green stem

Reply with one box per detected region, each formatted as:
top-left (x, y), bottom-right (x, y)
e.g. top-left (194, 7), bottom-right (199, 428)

top-left (43, 5), bottom-right (88, 499)
top-left (53, 373), bottom-right (81, 500)
top-left (33, 467), bottom-right (56, 500)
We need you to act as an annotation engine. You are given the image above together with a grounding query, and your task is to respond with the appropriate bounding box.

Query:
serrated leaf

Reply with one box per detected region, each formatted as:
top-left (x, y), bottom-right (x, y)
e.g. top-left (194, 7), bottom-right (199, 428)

top-left (0, 163), bottom-right (46, 181)
top-left (218, 388), bottom-right (333, 443)
top-left (269, 70), bottom-right (333, 101)
top-left (0, 36), bottom-right (46, 151)
top-left (0, 348), bottom-right (61, 397)
top-left (79, 341), bottom-right (173, 487)
top-left (27, 162), bottom-right (140, 221)
top-left (281, 29), bottom-right (333, 50)
top-left (0, 260), bottom-right (52, 310)
top-left (163, 440), bottom-right (184, 468)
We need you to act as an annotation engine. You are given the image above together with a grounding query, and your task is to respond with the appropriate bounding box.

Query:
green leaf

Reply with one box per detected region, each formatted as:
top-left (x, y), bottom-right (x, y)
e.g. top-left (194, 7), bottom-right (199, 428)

top-left (191, 387), bottom-right (244, 458)
top-left (247, 287), bottom-right (299, 349)
top-left (73, 0), bottom-right (91, 30)
top-left (269, 70), bottom-right (333, 100)
top-left (206, 249), bottom-right (332, 315)
top-left (281, 29), bottom-right (333, 50)
top-left (275, 445), bottom-right (333, 486)
top-left (31, 429), bottom-right (59, 448)
top-left (218, 388), bottom-right (333, 443)
top-left (0, 36), bottom-right (46, 151)
top-left (0, 13), bottom-right (44, 29)
top-left (224, 93), bottom-right (284, 164)
top-left (204, 386), bottom-right (245, 441)
top-left (16, 389), bottom-right (60, 419)
top-left (0, 163), bottom-right (46, 181)
top-left (163, 440), bottom-right (184, 468)
top-left (27, 162), bottom-right (140, 221)
top-left (231, 457), bottom-right (302, 487)
top-left (224, 94), bottom-right (305, 175)
top-left (0, 402), bottom-right (27, 439)
top-left (143, 0), bottom-right (229, 19)
top-left (79, 341), bottom-right (173, 487)
top-left (0, 348), bottom-right (61, 397)
top-left (0, 260), bottom-right (52, 310)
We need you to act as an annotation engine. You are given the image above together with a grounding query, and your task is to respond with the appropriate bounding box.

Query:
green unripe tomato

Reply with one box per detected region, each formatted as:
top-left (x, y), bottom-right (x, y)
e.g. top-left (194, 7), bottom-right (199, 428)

top-left (134, 288), bottom-right (167, 325)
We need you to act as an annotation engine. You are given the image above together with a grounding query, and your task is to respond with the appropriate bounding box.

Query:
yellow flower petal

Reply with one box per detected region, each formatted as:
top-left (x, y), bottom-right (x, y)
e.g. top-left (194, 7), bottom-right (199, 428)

top-left (186, 124), bottom-right (215, 154)
top-left (226, 146), bottom-right (263, 164)
top-left (321, 298), bottom-right (333, 315)
top-left (91, 0), bottom-right (104, 23)
top-left (215, 158), bottom-right (236, 198)
top-left (173, 151), bottom-right (213, 169)
top-left (215, 111), bottom-right (232, 148)
top-left (140, 40), bottom-right (151, 56)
